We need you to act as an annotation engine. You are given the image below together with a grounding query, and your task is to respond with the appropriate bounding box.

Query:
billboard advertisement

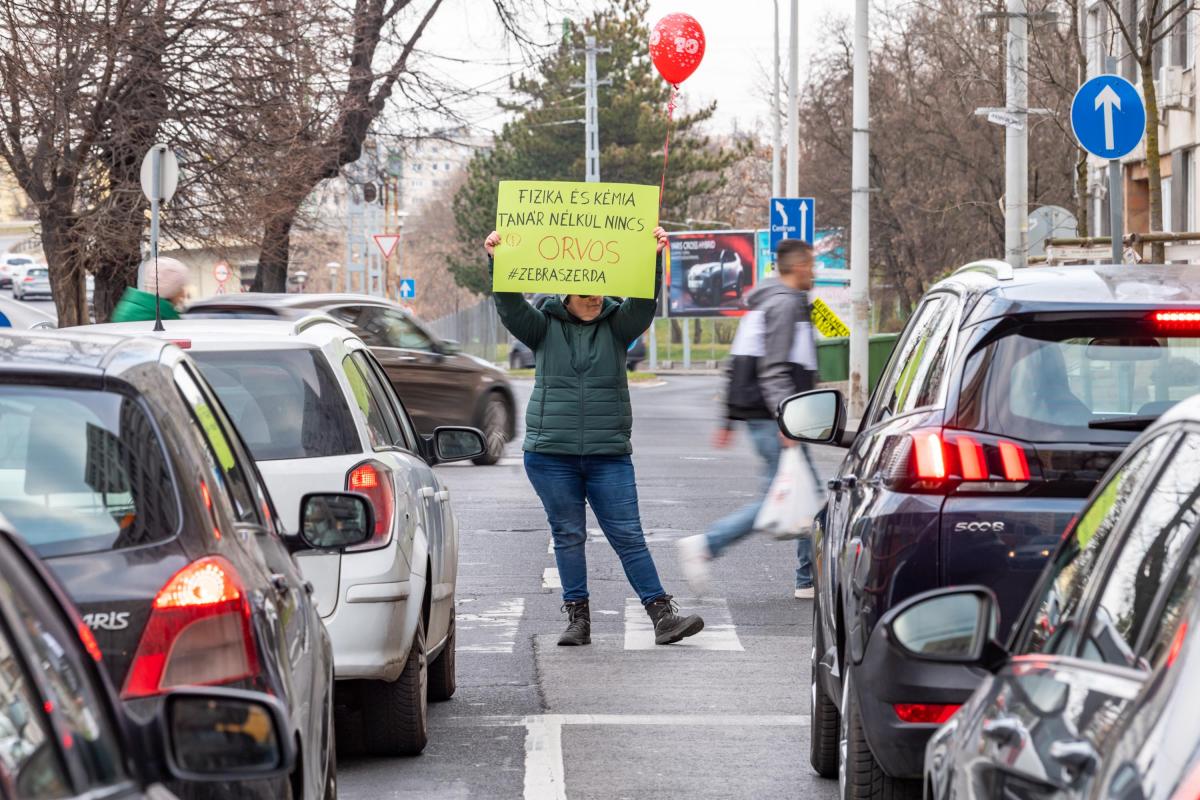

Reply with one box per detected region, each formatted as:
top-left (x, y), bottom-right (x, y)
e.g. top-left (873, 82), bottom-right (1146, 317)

top-left (666, 230), bottom-right (757, 317)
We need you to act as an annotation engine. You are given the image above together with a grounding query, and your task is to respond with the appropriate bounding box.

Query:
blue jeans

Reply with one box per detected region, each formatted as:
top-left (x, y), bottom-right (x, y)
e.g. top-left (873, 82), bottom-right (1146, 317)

top-left (524, 452), bottom-right (666, 605)
top-left (704, 419), bottom-right (820, 589)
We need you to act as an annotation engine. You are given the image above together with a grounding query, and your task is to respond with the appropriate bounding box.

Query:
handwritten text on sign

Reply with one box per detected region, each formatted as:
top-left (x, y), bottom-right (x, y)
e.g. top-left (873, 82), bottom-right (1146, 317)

top-left (493, 180), bottom-right (659, 298)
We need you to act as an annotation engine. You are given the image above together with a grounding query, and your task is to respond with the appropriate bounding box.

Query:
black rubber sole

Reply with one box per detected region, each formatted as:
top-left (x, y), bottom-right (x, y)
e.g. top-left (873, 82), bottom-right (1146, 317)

top-left (557, 636), bottom-right (591, 646)
top-left (655, 615), bottom-right (705, 645)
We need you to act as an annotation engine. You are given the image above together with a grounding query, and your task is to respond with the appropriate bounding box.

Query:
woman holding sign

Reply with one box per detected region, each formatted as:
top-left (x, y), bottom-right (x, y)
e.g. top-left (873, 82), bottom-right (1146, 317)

top-left (484, 227), bottom-right (705, 647)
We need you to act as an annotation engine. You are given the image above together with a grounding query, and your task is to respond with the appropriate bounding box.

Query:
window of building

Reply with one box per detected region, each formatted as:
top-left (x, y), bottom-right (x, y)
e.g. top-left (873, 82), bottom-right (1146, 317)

top-left (1188, 149), bottom-right (1197, 230)
top-left (1162, 174), bottom-right (1174, 233)
top-left (1087, 5), bottom-right (1103, 78)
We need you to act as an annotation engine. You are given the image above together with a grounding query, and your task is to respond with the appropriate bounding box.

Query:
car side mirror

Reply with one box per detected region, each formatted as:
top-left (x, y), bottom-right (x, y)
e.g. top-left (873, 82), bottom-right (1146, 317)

top-left (297, 493), bottom-right (374, 551)
top-left (882, 586), bottom-right (1007, 671)
top-left (432, 426), bottom-right (487, 464)
top-left (439, 339), bottom-right (462, 355)
top-left (778, 389), bottom-right (848, 446)
top-left (162, 688), bottom-right (294, 782)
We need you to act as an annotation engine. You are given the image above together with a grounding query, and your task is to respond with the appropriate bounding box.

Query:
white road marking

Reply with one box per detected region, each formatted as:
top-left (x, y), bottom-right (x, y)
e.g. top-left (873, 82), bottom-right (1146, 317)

top-left (624, 597), bottom-right (744, 651)
top-left (457, 598), bottom-right (525, 654)
top-left (547, 537), bottom-right (554, 555)
top-left (519, 713), bottom-right (808, 799)
top-left (542, 567), bottom-right (562, 590)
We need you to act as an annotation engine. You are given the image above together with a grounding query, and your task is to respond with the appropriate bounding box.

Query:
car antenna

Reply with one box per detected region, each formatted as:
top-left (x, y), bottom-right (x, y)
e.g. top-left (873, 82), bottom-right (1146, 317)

top-left (152, 250), bottom-right (164, 332)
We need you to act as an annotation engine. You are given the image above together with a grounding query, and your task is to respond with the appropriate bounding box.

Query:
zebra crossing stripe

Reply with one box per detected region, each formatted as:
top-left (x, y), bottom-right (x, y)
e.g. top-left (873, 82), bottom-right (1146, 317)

top-left (457, 597), bottom-right (525, 654)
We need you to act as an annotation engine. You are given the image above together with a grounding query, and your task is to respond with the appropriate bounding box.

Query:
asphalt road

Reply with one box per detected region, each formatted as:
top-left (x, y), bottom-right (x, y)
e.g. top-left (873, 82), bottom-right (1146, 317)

top-left (339, 375), bottom-right (844, 800)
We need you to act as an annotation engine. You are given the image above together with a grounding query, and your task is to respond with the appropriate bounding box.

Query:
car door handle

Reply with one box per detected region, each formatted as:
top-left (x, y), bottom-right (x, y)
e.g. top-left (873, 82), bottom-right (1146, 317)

top-left (418, 487), bottom-right (436, 499)
top-left (435, 490), bottom-right (450, 502)
top-left (303, 581), bottom-right (314, 595)
top-left (270, 574), bottom-right (291, 596)
top-left (981, 716), bottom-right (1023, 745)
top-left (1049, 740), bottom-right (1099, 776)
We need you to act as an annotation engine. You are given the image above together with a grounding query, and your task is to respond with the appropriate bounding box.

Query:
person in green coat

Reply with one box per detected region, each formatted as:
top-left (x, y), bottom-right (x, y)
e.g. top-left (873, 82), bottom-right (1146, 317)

top-left (485, 226), bottom-right (705, 647)
top-left (110, 257), bottom-right (189, 323)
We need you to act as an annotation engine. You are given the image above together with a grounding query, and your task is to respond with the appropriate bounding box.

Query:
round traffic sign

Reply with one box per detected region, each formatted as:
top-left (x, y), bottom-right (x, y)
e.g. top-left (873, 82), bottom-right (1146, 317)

top-left (213, 262), bottom-right (230, 283)
top-left (140, 144), bottom-right (179, 203)
top-left (1070, 75), bottom-right (1145, 160)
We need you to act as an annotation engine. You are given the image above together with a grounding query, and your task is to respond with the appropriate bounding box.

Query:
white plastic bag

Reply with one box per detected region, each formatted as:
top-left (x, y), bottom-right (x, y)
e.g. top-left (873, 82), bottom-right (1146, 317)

top-left (753, 446), bottom-right (822, 540)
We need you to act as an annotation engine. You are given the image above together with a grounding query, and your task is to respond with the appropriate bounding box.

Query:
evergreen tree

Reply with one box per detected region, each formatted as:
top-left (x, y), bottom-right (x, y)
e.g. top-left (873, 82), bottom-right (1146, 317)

top-left (450, 0), bottom-right (742, 294)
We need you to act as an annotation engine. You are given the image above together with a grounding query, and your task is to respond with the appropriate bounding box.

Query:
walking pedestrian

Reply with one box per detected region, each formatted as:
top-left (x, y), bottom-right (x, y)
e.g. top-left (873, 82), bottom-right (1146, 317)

top-left (110, 257), bottom-right (190, 323)
top-left (485, 227), bottom-right (705, 646)
top-left (677, 238), bottom-right (824, 599)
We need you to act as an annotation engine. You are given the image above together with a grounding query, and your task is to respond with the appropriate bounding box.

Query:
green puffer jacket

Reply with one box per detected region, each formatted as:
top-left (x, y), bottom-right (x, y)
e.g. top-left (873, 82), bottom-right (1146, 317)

top-left (492, 254), bottom-right (662, 456)
top-left (110, 288), bottom-right (181, 323)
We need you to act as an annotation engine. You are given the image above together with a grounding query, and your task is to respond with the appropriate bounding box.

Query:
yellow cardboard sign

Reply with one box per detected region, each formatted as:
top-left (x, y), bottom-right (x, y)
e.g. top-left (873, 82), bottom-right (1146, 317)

top-left (493, 180), bottom-right (659, 298)
top-left (811, 297), bottom-right (850, 338)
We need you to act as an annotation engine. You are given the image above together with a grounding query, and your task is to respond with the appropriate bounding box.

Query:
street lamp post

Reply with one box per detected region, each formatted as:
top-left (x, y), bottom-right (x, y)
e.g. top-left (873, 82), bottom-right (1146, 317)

top-left (849, 0), bottom-right (871, 418)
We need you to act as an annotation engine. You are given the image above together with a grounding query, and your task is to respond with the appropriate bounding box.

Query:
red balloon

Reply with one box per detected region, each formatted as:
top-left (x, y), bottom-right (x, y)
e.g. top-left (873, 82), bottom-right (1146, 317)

top-left (649, 13), bottom-right (706, 86)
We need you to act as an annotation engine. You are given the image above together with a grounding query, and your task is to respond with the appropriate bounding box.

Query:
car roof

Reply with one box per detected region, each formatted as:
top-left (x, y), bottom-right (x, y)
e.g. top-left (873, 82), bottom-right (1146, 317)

top-left (89, 315), bottom-right (356, 351)
top-left (0, 328), bottom-right (169, 377)
top-left (187, 292), bottom-right (408, 311)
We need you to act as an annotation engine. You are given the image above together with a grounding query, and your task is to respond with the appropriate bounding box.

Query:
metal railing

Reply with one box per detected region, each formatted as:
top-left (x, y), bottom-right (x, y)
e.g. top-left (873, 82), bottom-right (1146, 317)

top-left (427, 298), bottom-right (507, 364)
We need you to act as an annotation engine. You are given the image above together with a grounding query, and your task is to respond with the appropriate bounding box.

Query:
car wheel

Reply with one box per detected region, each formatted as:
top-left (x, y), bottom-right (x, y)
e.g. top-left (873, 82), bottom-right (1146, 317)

top-left (428, 613), bottom-right (456, 701)
top-left (810, 599), bottom-right (839, 778)
top-left (362, 616), bottom-right (428, 756)
top-left (472, 393), bottom-right (509, 466)
top-left (840, 666), bottom-right (921, 800)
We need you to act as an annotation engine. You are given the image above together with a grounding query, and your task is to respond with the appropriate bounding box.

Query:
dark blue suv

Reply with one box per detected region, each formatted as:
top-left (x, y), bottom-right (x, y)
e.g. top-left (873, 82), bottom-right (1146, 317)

top-left (778, 260), bottom-right (1200, 799)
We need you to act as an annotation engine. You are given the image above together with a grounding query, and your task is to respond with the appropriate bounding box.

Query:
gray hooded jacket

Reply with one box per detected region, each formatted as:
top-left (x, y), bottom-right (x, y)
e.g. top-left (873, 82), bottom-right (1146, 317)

top-left (725, 277), bottom-right (816, 420)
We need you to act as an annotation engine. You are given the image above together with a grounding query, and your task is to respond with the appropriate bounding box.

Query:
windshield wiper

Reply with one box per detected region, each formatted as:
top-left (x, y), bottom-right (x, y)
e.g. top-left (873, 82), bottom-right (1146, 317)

top-left (1088, 415), bottom-right (1160, 431)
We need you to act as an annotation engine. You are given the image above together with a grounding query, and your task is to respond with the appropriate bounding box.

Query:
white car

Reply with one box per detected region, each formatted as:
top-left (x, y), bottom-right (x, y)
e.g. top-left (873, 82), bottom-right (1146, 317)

top-left (0, 254), bottom-right (36, 288)
top-left (91, 315), bottom-right (484, 756)
top-left (10, 263), bottom-right (49, 300)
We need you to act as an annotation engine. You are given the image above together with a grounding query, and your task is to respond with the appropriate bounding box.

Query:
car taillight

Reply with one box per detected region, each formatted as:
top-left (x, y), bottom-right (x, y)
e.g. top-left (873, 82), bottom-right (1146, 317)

top-left (893, 703), bottom-right (961, 724)
top-left (882, 429), bottom-right (1038, 493)
top-left (1171, 757), bottom-right (1200, 800)
top-left (1152, 310), bottom-right (1200, 331)
top-left (346, 460), bottom-right (394, 551)
top-left (23, 275), bottom-right (33, 282)
top-left (121, 557), bottom-right (258, 698)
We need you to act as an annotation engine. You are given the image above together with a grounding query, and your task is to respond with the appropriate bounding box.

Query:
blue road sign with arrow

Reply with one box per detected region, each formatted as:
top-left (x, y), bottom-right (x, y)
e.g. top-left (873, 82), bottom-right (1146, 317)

top-left (399, 278), bottom-right (415, 299)
top-left (1070, 74), bottom-right (1145, 159)
top-left (770, 197), bottom-right (815, 253)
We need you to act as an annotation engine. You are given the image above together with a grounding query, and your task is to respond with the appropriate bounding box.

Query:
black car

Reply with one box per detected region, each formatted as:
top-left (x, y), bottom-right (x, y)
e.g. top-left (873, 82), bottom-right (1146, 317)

top-left (778, 261), bottom-right (1200, 798)
top-left (913, 391), bottom-right (1200, 800)
top-left (185, 294), bottom-right (516, 465)
top-left (509, 294), bottom-right (647, 371)
top-left (0, 522), bottom-right (297, 799)
top-left (0, 329), bottom-right (371, 799)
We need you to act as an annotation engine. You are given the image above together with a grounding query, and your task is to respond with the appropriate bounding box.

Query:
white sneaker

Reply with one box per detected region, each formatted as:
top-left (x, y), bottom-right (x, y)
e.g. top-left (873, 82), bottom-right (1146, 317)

top-left (794, 587), bottom-right (815, 599)
top-left (677, 534), bottom-right (712, 594)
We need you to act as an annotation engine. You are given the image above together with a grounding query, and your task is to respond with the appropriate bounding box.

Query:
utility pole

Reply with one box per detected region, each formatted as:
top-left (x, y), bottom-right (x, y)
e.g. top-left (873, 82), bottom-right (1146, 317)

top-left (786, 0), bottom-right (799, 196)
top-left (849, 0), bottom-right (871, 418)
top-left (582, 36), bottom-right (611, 183)
top-left (772, 0), bottom-right (782, 197)
top-left (1005, 0), bottom-right (1029, 268)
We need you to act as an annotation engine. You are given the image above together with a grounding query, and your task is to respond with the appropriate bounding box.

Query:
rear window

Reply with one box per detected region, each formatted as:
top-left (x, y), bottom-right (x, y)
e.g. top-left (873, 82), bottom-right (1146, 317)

top-left (958, 321), bottom-right (1200, 443)
top-left (190, 349), bottom-right (359, 461)
top-left (26, 268), bottom-right (47, 278)
top-left (0, 387), bottom-right (180, 557)
top-left (6, 258), bottom-right (30, 266)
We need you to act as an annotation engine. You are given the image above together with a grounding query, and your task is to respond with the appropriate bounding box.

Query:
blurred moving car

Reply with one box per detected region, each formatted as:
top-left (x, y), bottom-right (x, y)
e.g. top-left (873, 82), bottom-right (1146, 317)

top-left (0, 254), bottom-right (36, 289)
top-left (917, 392), bottom-right (1200, 800)
top-left (93, 316), bottom-right (484, 756)
top-left (0, 329), bottom-right (353, 799)
top-left (0, 523), bottom-right (297, 799)
top-left (779, 261), bottom-right (1200, 798)
top-left (11, 264), bottom-right (50, 300)
top-left (186, 294), bottom-right (516, 465)
top-left (686, 249), bottom-right (744, 307)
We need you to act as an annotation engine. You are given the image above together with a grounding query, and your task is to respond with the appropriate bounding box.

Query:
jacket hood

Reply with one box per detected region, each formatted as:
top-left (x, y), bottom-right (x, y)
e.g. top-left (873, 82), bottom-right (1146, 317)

top-left (746, 277), bottom-right (804, 310)
top-left (542, 296), bottom-right (620, 325)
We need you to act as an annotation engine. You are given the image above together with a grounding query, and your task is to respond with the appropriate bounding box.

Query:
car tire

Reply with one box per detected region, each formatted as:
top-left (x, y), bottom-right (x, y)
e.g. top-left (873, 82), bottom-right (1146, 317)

top-left (428, 613), bottom-right (457, 701)
top-left (362, 616), bottom-right (429, 756)
top-left (472, 393), bottom-right (509, 466)
top-left (810, 600), bottom-right (839, 778)
top-left (840, 666), bottom-right (921, 800)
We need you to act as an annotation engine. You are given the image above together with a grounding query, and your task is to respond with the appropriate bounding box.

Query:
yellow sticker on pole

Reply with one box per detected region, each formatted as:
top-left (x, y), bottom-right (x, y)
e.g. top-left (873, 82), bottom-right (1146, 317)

top-left (492, 180), bottom-right (660, 299)
top-left (811, 297), bottom-right (851, 338)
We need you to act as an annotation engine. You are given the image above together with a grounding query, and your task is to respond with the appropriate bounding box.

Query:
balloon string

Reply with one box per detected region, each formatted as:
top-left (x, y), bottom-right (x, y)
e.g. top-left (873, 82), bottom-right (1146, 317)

top-left (658, 84), bottom-right (678, 215)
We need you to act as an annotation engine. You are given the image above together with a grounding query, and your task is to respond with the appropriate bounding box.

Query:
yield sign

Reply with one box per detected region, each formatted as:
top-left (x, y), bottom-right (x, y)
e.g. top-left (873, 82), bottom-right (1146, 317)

top-left (373, 234), bottom-right (401, 260)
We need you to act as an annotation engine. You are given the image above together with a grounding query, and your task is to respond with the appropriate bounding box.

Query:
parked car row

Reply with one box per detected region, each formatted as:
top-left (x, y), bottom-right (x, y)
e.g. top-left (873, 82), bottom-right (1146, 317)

top-left (0, 310), bottom-right (488, 797)
top-left (779, 261), bottom-right (1200, 800)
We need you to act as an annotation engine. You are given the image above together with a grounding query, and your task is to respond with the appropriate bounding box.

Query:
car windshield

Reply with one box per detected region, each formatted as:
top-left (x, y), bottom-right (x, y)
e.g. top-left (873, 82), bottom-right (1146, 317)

top-left (190, 348), bottom-right (359, 461)
top-left (0, 387), bottom-right (180, 557)
top-left (957, 320), bottom-right (1200, 443)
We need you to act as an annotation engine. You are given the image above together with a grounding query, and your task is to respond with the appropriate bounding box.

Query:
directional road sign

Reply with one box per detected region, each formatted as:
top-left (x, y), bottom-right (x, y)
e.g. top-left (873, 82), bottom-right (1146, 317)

top-left (1070, 75), bottom-right (1145, 160)
top-left (770, 197), bottom-right (815, 253)
top-left (399, 278), bottom-right (415, 299)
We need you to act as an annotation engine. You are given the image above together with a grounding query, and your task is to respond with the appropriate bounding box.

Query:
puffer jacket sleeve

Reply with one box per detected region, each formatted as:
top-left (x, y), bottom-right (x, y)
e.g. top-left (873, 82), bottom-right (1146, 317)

top-left (609, 251), bottom-right (663, 345)
top-left (489, 255), bottom-right (549, 349)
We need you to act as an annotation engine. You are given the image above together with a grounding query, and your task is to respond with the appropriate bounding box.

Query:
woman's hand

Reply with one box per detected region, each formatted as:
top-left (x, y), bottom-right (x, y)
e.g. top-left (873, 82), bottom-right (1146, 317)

top-left (484, 230), bottom-right (501, 256)
top-left (654, 226), bottom-right (668, 253)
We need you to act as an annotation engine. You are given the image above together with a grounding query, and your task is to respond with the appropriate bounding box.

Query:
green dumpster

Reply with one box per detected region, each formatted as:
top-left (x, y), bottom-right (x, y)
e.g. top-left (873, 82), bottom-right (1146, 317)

top-left (815, 334), bottom-right (900, 392)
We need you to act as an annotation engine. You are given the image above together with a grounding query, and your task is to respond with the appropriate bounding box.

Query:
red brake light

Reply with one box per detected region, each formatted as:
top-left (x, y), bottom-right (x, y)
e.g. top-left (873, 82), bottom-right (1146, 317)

top-left (956, 436), bottom-right (987, 481)
top-left (22, 276), bottom-right (33, 282)
top-left (998, 441), bottom-right (1030, 481)
top-left (121, 557), bottom-right (258, 699)
top-left (912, 432), bottom-right (946, 480)
top-left (885, 430), bottom-right (1038, 494)
top-left (1166, 621), bottom-right (1188, 668)
top-left (77, 623), bottom-right (102, 663)
top-left (167, 338), bottom-right (192, 350)
top-left (346, 460), bottom-right (394, 550)
top-left (1153, 310), bottom-right (1200, 331)
top-left (893, 703), bottom-right (961, 725)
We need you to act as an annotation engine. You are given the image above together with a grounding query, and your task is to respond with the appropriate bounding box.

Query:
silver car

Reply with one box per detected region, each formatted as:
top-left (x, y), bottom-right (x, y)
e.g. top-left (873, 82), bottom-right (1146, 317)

top-left (11, 264), bottom-right (50, 300)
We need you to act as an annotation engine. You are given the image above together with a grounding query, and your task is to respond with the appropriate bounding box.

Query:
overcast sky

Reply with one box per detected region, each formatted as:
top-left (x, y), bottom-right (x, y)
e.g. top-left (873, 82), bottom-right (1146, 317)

top-left (410, 0), bottom-right (856, 138)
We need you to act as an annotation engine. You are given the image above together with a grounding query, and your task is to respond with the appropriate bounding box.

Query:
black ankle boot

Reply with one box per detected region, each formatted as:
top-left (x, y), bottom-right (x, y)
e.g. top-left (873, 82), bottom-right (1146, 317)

top-left (558, 599), bottom-right (591, 646)
top-left (645, 595), bottom-right (704, 645)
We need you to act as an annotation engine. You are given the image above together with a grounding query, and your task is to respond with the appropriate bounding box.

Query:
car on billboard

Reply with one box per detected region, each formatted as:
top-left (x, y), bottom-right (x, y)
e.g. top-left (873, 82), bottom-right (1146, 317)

top-left (667, 230), bottom-right (757, 317)
top-left (686, 249), bottom-right (746, 307)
